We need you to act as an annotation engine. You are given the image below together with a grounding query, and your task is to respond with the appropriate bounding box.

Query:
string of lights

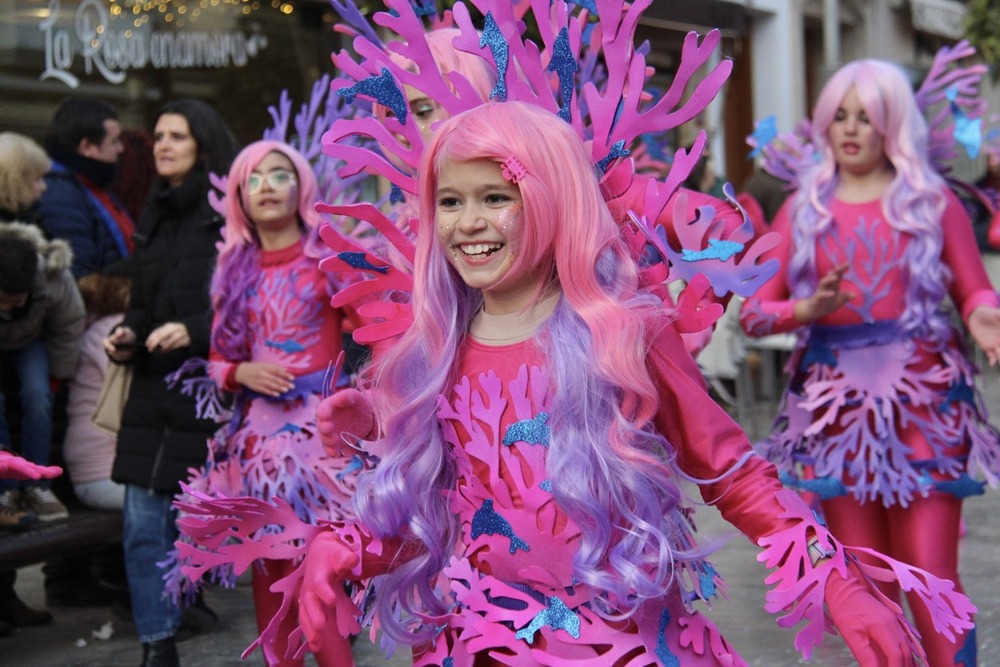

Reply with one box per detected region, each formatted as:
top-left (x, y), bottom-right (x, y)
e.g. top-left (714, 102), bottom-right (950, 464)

top-left (106, 0), bottom-right (294, 29)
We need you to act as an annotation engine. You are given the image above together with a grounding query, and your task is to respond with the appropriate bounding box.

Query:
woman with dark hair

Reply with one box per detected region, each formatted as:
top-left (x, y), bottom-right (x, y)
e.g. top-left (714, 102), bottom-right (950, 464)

top-left (103, 98), bottom-right (238, 667)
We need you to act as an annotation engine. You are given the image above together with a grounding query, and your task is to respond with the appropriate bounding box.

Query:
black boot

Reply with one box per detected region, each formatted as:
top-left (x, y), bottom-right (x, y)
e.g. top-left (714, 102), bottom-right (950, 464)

top-left (0, 570), bottom-right (52, 627)
top-left (138, 637), bottom-right (179, 667)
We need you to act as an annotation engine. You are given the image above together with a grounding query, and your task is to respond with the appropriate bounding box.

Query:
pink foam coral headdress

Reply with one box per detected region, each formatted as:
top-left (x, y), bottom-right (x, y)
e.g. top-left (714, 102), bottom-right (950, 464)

top-left (319, 0), bottom-right (741, 345)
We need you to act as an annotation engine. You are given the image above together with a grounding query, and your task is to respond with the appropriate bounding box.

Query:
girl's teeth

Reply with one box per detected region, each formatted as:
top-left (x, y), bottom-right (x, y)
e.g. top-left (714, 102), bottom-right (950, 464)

top-left (462, 243), bottom-right (501, 256)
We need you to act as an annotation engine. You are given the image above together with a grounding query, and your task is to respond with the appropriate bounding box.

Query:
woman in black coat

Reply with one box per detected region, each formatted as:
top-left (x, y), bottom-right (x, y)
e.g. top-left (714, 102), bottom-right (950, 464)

top-left (104, 99), bottom-right (238, 667)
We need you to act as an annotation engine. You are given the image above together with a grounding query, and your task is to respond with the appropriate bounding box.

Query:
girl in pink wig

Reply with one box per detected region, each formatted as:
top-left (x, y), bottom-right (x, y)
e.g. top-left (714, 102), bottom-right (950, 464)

top-left (741, 59), bottom-right (1000, 665)
top-left (179, 140), bottom-right (363, 667)
top-left (294, 101), bottom-right (974, 666)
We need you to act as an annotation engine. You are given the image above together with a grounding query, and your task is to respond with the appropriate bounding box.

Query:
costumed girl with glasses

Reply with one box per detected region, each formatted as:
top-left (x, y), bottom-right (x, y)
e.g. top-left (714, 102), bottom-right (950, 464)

top-left (175, 140), bottom-right (365, 667)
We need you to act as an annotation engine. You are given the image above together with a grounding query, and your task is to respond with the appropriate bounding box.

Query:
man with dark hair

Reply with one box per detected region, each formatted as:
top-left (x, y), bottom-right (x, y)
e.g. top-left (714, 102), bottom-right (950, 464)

top-left (37, 98), bottom-right (134, 278)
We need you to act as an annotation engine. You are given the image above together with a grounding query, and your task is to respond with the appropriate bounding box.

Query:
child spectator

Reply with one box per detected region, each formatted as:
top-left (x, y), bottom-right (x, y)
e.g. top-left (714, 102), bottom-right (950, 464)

top-left (0, 222), bottom-right (85, 522)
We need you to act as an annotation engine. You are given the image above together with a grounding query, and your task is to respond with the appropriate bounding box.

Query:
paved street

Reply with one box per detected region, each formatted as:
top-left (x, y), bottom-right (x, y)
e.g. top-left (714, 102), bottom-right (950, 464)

top-left (3, 363), bottom-right (999, 666)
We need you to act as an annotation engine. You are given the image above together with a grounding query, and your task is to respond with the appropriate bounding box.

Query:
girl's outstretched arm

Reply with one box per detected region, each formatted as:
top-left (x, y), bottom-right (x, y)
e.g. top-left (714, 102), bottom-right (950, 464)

top-left (648, 322), bottom-right (972, 663)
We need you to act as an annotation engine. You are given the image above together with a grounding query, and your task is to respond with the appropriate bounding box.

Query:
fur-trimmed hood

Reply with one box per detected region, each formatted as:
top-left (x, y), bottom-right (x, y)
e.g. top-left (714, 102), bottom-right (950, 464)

top-left (0, 220), bottom-right (73, 278)
top-left (0, 219), bottom-right (85, 378)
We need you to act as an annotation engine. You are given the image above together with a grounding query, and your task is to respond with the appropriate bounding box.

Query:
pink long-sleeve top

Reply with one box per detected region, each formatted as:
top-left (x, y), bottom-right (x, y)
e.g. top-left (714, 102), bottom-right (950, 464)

top-left (741, 188), bottom-right (998, 336)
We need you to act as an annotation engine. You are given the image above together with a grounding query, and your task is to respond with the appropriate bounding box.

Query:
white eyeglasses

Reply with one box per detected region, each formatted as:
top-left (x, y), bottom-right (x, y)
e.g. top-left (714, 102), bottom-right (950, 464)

top-left (247, 169), bottom-right (297, 194)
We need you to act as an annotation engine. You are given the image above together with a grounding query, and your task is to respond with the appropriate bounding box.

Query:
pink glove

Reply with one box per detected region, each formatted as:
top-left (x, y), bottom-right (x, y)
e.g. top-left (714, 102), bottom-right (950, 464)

top-left (0, 451), bottom-right (62, 481)
top-left (316, 388), bottom-right (375, 457)
top-left (298, 530), bottom-right (361, 652)
top-left (825, 563), bottom-right (917, 667)
top-left (988, 209), bottom-right (1000, 250)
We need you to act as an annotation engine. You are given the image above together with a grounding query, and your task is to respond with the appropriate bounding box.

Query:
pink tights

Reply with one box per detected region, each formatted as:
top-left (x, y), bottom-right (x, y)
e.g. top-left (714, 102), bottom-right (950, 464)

top-left (252, 559), bottom-right (355, 667)
top-left (822, 493), bottom-right (975, 666)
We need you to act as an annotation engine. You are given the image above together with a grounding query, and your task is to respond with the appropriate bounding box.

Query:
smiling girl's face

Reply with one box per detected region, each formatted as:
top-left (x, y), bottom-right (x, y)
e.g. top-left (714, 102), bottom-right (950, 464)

top-left (435, 158), bottom-right (540, 314)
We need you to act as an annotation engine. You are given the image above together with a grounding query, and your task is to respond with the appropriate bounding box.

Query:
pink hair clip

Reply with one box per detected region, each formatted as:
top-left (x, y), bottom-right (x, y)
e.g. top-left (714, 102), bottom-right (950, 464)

top-left (501, 156), bottom-right (528, 184)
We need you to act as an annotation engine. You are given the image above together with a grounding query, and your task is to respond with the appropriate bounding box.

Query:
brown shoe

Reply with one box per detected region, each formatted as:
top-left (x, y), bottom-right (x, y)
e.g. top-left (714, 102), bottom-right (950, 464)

top-left (0, 491), bottom-right (36, 532)
top-left (20, 487), bottom-right (69, 522)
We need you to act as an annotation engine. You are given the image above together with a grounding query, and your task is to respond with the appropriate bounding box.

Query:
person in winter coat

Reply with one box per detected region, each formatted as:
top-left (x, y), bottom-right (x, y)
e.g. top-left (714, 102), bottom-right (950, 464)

top-left (37, 98), bottom-right (134, 279)
top-left (103, 98), bottom-right (238, 667)
top-left (0, 222), bottom-right (83, 519)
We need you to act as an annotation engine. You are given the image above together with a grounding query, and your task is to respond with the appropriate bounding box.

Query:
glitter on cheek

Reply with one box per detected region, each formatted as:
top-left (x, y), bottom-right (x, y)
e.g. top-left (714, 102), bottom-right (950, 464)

top-left (495, 204), bottom-right (522, 235)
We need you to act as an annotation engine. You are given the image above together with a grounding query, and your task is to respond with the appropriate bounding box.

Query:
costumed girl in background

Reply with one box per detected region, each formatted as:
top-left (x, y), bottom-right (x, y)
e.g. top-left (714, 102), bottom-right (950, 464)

top-left (297, 99), bottom-right (975, 666)
top-left (178, 141), bottom-right (363, 667)
top-left (739, 59), bottom-right (1000, 665)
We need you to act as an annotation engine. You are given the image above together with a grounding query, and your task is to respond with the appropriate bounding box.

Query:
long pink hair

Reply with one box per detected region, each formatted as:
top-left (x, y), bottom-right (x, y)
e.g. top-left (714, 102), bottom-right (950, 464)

top-left (355, 102), bottom-right (693, 642)
top-left (789, 59), bottom-right (951, 339)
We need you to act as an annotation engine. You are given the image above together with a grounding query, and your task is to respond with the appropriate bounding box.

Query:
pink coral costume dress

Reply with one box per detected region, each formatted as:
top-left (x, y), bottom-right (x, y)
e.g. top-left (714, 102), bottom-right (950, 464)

top-left (185, 241), bottom-right (364, 539)
top-left (305, 322), bottom-right (963, 666)
top-left (740, 190), bottom-right (1000, 507)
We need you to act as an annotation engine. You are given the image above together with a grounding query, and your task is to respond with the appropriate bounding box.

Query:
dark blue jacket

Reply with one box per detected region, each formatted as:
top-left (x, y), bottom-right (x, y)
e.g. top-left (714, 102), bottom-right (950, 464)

top-left (37, 162), bottom-right (129, 278)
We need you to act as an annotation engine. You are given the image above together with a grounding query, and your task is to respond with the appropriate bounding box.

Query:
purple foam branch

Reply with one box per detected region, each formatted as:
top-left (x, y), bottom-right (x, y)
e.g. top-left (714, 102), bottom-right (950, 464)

top-left (329, 0), bottom-right (384, 47)
top-left (207, 171), bottom-right (228, 217)
top-left (262, 89), bottom-right (294, 142)
top-left (914, 40), bottom-right (984, 110)
top-left (175, 486), bottom-right (325, 577)
top-left (293, 76), bottom-right (333, 155)
top-left (915, 40), bottom-right (988, 171)
top-left (760, 120), bottom-right (816, 187)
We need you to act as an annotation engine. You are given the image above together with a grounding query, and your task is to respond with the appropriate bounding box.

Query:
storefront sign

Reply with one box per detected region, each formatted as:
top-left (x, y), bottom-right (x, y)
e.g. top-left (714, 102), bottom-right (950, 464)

top-left (38, 0), bottom-right (269, 88)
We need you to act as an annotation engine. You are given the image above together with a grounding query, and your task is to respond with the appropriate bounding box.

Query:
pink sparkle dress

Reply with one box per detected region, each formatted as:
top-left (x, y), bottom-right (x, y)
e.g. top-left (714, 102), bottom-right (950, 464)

top-left (740, 190), bottom-right (1000, 506)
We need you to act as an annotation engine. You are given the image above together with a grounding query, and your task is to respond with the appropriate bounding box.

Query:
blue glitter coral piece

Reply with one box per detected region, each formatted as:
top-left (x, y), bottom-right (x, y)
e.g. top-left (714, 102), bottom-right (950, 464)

top-left (938, 377), bottom-right (976, 413)
top-left (337, 68), bottom-right (408, 124)
top-left (595, 139), bottom-right (631, 174)
top-left (336, 454), bottom-right (365, 482)
top-left (655, 608), bottom-right (680, 666)
top-left (779, 471), bottom-right (847, 500)
top-left (548, 27), bottom-right (578, 122)
top-left (481, 13), bottom-right (509, 102)
top-left (935, 474), bottom-right (986, 499)
top-left (265, 338), bottom-right (306, 354)
top-left (471, 499), bottom-right (529, 554)
top-left (503, 412), bottom-right (550, 447)
top-left (336, 251), bottom-right (389, 274)
top-left (680, 238), bottom-right (745, 262)
top-left (514, 596), bottom-right (581, 642)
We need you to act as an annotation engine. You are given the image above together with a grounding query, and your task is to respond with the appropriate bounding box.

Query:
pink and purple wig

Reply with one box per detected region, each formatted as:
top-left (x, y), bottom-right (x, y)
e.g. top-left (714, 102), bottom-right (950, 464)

top-left (789, 59), bottom-right (951, 340)
top-left (355, 102), bottom-right (696, 643)
top-left (211, 140), bottom-right (329, 360)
